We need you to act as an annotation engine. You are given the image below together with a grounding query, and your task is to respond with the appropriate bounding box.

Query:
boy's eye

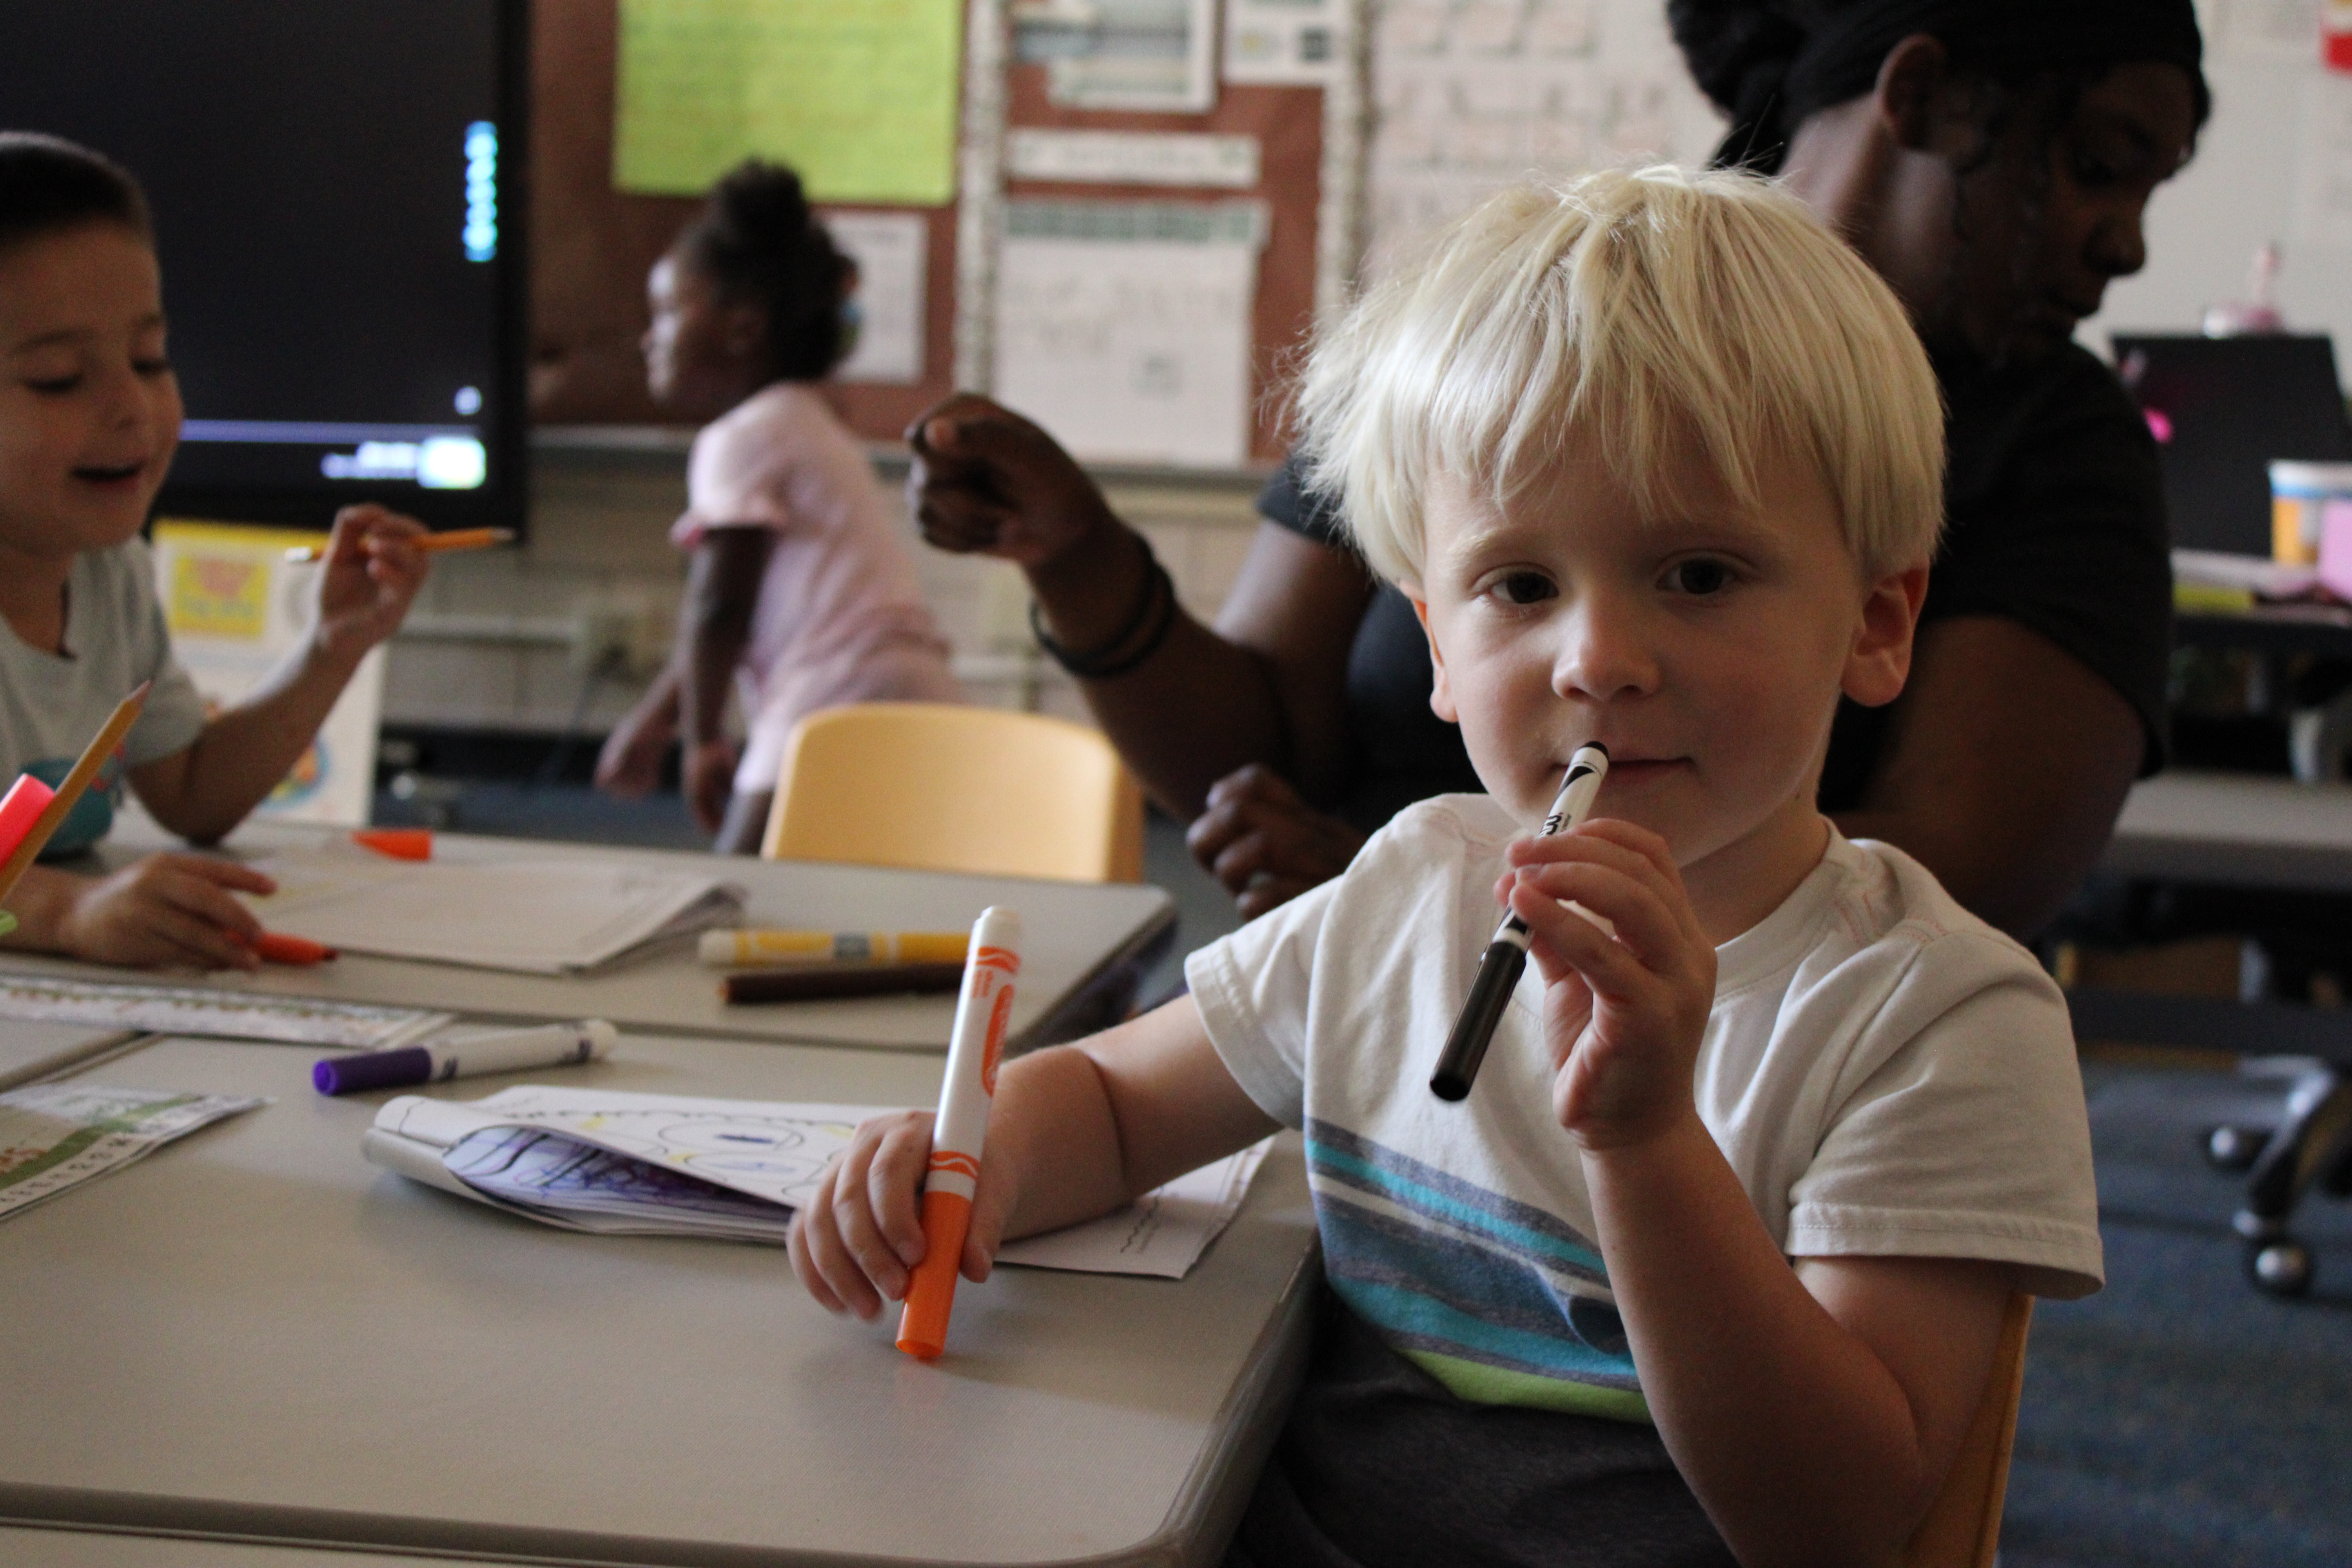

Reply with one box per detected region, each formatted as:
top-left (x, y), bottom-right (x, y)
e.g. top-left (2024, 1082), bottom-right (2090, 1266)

top-left (1663, 558), bottom-right (1734, 596)
top-left (1493, 570), bottom-right (1556, 606)
top-left (134, 357), bottom-right (172, 377)
top-left (22, 374), bottom-right (81, 395)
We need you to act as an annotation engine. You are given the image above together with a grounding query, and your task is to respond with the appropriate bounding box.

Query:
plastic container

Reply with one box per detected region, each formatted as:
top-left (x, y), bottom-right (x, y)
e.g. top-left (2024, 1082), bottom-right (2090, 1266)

top-left (2268, 461), bottom-right (2352, 566)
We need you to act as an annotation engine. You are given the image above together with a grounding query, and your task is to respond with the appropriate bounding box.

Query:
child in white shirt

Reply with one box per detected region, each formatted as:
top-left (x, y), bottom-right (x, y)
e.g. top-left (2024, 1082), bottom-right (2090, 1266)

top-left (792, 167), bottom-right (2102, 1567)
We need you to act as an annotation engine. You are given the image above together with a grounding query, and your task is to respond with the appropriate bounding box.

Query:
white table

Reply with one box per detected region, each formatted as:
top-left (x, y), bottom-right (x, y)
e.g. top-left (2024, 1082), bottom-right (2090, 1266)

top-left (0, 1033), bottom-right (1318, 1567)
top-left (5, 822), bottom-right (1174, 1054)
top-left (2102, 769), bottom-right (2352, 892)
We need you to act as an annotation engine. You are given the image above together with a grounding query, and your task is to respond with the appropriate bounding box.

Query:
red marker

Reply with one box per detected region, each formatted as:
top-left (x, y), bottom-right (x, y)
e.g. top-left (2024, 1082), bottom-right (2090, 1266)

top-left (897, 906), bottom-right (1022, 1361)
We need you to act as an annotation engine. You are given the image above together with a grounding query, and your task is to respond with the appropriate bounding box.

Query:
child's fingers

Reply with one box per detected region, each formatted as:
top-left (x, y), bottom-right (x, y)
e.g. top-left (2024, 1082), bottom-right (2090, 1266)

top-left (1504, 824), bottom-right (1690, 935)
top-left (827, 1135), bottom-right (913, 1306)
top-left (1509, 860), bottom-right (1688, 975)
top-left (863, 1114), bottom-right (934, 1267)
top-left (153, 863), bottom-right (267, 944)
top-left (787, 1212), bottom-right (848, 1316)
top-left (789, 1165), bottom-right (866, 1316)
top-left (173, 854), bottom-right (278, 898)
top-left (801, 1160), bottom-right (889, 1319)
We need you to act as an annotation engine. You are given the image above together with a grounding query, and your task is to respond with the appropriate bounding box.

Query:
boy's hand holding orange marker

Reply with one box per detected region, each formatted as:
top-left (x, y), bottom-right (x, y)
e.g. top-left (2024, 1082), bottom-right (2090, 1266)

top-left (787, 907), bottom-right (1022, 1353)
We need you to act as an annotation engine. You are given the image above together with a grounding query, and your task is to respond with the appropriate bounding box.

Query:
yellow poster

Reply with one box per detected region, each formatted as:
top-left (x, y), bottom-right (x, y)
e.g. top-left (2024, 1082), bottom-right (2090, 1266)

top-left (613, 0), bottom-right (964, 206)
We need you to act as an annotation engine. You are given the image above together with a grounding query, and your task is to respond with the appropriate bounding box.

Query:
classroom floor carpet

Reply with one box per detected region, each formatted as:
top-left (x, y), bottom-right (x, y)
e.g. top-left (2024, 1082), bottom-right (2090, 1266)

top-left (376, 780), bottom-right (2352, 1562)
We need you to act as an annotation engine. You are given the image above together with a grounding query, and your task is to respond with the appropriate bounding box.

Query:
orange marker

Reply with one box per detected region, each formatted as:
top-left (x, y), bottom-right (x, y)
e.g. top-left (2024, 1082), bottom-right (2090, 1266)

top-left (351, 827), bottom-right (432, 861)
top-left (897, 906), bottom-right (1022, 1361)
top-left (283, 527), bottom-right (515, 564)
top-left (252, 931), bottom-right (337, 965)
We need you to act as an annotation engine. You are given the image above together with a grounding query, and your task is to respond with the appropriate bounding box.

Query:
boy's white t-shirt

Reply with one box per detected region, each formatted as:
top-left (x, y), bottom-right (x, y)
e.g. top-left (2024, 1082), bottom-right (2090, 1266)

top-left (1187, 794), bottom-right (2102, 1422)
top-left (670, 381), bottom-right (961, 795)
top-left (0, 540), bottom-right (207, 850)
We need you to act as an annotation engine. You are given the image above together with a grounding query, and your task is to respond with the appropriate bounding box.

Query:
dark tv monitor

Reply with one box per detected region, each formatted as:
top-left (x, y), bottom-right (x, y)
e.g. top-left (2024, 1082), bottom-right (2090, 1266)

top-left (2111, 334), bottom-right (2352, 557)
top-left (0, 0), bottom-right (529, 534)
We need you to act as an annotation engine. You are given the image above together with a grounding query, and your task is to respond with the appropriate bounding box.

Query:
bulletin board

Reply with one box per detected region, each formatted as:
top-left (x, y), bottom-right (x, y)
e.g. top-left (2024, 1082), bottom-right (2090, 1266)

top-left (526, 0), bottom-right (965, 439)
top-left (526, 0), bottom-right (1354, 464)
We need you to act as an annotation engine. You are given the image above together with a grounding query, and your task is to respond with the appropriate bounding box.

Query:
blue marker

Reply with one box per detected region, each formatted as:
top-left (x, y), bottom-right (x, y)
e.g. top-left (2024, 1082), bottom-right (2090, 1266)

top-left (1430, 744), bottom-right (1610, 1102)
top-left (314, 1020), bottom-right (617, 1096)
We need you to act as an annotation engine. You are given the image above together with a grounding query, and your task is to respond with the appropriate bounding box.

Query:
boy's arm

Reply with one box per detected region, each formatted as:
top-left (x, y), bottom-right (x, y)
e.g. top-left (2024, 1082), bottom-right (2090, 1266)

top-left (1585, 1122), bottom-right (2013, 1568)
top-left (131, 506), bottom-right (427, 844)
top-left (790, 995), bottom-right (1277, 1320)
top-left (1506, 820), bottom-right (2016, 1568)
top-left (0, 856), bottom-right (274, 968)
top-left (677, 528), bottom-right (773, 832)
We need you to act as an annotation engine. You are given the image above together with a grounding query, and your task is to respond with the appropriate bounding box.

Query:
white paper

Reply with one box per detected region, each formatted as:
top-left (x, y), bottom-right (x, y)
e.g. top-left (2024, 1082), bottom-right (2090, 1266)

top-left (824, 210), bottom-right (928, 385)
top-left (367, 1085), bottom-right (1270, 1276)
top-left (0, 971), bottom-right (449, 1050)
top-left (249, 850), bottom-right (744, 975)
top-left (1364, 0), bottom-right (1717, 280)
top-left (995, 200), bottom-right (1265, 468)
top-left (996, 1136), bottom-right (1273, 1278)
top-left (1008, 129), bottom-right (1262, 188)
top-left (146, 522), bottom-right (384, 828)
top-left (1224, 0), bottom-right (1348, 85)
top-left (1016, 0), bottom-right (1220, 111)
top-left (2218, 0), bottom-right (2322, 62)
top-left (0, 1084), bottom-right (265, 1220)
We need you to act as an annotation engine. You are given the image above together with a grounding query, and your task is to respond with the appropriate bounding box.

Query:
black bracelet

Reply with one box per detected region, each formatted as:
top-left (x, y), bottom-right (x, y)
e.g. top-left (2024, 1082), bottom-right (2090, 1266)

top-left (1030, 539), bottom-right (1179, 680)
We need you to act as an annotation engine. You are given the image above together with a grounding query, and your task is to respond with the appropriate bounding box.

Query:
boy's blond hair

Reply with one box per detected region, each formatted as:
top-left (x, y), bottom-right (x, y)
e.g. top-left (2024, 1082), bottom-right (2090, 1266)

top-left (1297, 166), bottom-right (1945, 586)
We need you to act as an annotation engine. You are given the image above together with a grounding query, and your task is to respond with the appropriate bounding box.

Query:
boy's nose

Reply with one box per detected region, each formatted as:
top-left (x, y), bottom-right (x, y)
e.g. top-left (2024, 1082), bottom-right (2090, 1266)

top-left (1553, 593), bottom-right (1660, 702)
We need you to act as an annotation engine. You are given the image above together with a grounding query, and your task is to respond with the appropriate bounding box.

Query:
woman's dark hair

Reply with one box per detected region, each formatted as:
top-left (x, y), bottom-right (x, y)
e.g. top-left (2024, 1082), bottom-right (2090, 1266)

top-left (1668, 0), bottom-right (2210, 175)
top-left (0, 132), bottom-right (151, 252)
top-left (676, 160), bottom-right (854, 382)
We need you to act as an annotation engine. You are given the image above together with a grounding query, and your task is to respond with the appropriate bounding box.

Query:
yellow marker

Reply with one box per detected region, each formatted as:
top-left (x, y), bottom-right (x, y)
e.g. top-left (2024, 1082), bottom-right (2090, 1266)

top-left (898, 907), bottom-right (1022, 1361)
top-left (284, 526), bottom-right (515, 564)
top-left (696, 929), bottom-right (969, 967)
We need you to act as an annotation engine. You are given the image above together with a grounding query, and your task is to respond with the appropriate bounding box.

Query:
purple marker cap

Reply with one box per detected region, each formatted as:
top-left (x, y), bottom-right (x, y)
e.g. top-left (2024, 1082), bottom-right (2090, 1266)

top-left (312, 1045), bottom-right (434, 1096)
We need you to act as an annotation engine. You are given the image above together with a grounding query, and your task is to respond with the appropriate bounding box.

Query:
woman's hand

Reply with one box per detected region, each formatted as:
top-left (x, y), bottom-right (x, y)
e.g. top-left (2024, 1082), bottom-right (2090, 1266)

top-left (789, 1109), bottom-right (1019, 1320)
top-left (311, 505), bottom-right (429, 664)
top-left (1498, 819), bottom-right (1716, 1151)
top-left (906, 394), bottom-right (1123, 571)
top-left (51, 853), bottom-right (277, 970)
top-left (1186, 765), bottom-right (1366, 919)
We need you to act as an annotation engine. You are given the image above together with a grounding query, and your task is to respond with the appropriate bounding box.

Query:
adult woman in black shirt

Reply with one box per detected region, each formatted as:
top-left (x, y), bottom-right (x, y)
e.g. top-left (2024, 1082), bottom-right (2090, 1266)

top-left (912, 0), bottom-right (2206, 940)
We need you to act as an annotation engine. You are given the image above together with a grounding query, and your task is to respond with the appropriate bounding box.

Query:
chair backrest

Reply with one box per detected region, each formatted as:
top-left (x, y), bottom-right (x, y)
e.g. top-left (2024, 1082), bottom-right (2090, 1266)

top-left (760, 702), bottom-right (1145, 883)
top-left (1900, 1293), bottom-right (2034, 1568)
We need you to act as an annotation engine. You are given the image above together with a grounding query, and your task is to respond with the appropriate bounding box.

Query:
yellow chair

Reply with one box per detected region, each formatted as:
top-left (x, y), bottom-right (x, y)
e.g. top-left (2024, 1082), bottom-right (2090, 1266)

top-left (1900, 1293), bottom-right (2034, 1568)
top-left (760, 702), bottom-right (1146, 883)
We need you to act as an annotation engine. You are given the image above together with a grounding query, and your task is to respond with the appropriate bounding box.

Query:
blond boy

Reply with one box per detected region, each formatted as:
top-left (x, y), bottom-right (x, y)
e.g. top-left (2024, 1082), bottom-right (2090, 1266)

top-left (794, 168), bottom-right (2100, 1568)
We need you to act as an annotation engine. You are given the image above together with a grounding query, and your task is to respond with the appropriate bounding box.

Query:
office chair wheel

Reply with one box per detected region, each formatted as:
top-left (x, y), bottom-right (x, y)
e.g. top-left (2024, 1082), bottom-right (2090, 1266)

top-left (2205, 1125), bottom-right (2270, 1171)
top-left (2247, 1238), bottom-right (2314, 1297)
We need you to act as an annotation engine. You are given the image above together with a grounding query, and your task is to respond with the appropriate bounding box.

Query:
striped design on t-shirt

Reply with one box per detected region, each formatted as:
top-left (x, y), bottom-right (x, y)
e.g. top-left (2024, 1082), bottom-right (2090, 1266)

top-left (1305, 1118), bottom-right (1650, 1422)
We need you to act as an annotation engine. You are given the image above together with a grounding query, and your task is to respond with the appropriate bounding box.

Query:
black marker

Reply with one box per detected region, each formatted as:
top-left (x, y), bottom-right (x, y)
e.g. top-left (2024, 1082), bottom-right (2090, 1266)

top-left (1430, 743), bottom-right (1610, 1102)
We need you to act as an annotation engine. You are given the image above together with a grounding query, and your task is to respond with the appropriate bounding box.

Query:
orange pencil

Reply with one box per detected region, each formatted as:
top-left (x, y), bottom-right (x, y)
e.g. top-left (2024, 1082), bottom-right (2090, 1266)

top-left (897, 906), bottom-right (1022, 1361)
top-left (284, 526), bottom-right (514, 564)
top-left (0, 682), bottom-right (149, 918)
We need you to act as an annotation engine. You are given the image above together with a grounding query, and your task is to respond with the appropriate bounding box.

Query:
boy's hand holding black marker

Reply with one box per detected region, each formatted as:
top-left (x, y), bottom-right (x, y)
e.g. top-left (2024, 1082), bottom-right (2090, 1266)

top-left (1501, 813), bottom-right (1717, 1149)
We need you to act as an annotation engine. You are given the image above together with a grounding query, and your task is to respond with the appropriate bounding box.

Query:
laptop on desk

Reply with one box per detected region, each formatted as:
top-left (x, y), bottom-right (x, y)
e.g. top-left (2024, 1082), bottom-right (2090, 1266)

top-left (2112, 334), bottom-right (2352, 557)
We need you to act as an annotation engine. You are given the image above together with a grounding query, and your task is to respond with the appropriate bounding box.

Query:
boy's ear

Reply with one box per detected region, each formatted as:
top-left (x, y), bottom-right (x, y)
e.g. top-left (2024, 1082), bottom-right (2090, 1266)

top-left (1873, 34), bottom-right (1949, 153)
top-left (721, 301), bottom-right (768, 360)
top-left (1842, 563), bottom-right (1928, 708)
top-left (1406, 590), bottom-right (1460, 724)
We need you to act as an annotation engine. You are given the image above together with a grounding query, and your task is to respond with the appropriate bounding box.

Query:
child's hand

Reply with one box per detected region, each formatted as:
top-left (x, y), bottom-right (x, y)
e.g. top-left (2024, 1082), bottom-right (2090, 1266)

top-left (789, 1110), bottom-right (1018, 1321)
top-left (1497, 819), bottom-right (1716, 1151)
top-left (595, 700), bottom-right (673, 799)
top-left (682, 738), bottom-right (737, 834)
top-left (312, 505), bottom-right (429, 663)
top-left (55, 853), bottom-right (277, 970)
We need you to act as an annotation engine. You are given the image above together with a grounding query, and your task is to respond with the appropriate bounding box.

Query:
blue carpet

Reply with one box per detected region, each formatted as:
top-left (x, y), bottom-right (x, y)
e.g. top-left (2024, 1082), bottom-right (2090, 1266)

top-left (2002, 1062), bottom-right (2352, 1566)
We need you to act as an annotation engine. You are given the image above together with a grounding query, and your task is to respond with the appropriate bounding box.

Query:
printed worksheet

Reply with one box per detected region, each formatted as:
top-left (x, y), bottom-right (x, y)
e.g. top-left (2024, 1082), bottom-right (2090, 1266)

top-left (0, 1084), bottom-right (265, 1220)
top-left (366, 1086), bottom-right (1271, 1276)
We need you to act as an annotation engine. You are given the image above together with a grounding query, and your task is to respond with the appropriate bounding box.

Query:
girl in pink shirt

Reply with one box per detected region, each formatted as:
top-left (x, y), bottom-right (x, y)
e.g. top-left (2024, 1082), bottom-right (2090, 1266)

top-left (596, 163), bottom-right (960, 851)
